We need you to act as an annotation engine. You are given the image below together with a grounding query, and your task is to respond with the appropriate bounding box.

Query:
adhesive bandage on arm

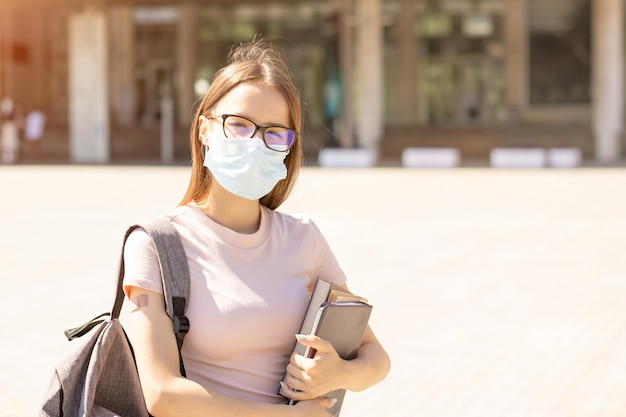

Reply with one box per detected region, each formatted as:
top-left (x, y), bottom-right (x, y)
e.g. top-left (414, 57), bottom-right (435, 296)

top-left (129, 293), bottom-right (149, 312)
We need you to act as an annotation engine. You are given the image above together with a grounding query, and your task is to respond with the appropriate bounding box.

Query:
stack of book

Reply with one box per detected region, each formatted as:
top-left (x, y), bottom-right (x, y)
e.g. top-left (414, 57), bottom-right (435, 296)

top-left (279, 279), bottom-right (372, 417)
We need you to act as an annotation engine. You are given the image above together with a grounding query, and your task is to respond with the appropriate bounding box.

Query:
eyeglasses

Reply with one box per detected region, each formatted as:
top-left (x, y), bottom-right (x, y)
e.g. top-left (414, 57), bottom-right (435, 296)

top-left (210, 114), bottom-right (298, 152)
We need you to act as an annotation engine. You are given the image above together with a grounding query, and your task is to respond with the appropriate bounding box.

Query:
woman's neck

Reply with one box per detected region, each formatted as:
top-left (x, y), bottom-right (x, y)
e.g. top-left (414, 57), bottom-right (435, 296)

top-left (198, 188), bottom-right (261, 234)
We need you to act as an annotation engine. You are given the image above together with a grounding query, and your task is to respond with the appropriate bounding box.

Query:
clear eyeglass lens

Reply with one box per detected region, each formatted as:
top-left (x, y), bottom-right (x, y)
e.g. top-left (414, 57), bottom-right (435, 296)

top-left (223, 115), bottom-right (295, 152)
top-left (264, 128), bottom-right (295, 151)
top-left (224, 116), bottom-right (256, 138)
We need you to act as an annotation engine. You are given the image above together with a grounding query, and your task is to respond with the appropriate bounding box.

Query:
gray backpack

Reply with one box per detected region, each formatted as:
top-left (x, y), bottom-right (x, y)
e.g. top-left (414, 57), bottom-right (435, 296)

top-left (40, 217), bottom-right (190, 417)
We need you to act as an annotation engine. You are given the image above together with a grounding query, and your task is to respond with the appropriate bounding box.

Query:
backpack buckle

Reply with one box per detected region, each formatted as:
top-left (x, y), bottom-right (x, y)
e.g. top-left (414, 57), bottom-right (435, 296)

top-left (173, 315), bottom-right (190, 335)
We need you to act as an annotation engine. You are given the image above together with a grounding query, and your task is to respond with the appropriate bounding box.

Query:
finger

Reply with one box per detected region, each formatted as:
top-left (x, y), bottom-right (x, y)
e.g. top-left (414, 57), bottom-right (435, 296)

top-left (285, 362), bottom-right (307, 381)
top-left (293, 398), bottom-right (335, 416)
top-left (291, 352), bottom-right (315, 371)
top-left (283, 372), bottom-right (308, 394)
top-left (285, 387), bottom-right (315, 402)
top-left (283, 365), bottom-right (318, 397)
top-left (279, 380), bottom-right (314, 401)
top-left (295, 334), bottom-right (335, 355)
top-left (316, 396), bottom-right (339, 409)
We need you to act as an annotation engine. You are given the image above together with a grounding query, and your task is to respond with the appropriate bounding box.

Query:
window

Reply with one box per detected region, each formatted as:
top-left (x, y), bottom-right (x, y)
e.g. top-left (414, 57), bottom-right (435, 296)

top-left (528, 0), bottom-right (591, 105)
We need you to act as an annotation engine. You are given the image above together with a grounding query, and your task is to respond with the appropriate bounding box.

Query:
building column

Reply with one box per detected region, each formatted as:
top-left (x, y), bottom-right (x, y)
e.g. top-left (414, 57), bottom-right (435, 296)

top-left (593, 0), bottom-right (623, 162)
top-left (338, 0), bottom-right (354, 147)
top-left (176, 4), bottom-right (197, 127)
top-left (396, 0), bottom-right (416, 125)
top-left (0, 7), bottom-right (15, 100)
top-left (30, 8), bottom-right (46, 110)
top-left (108, 6), bottom-right (135, 126)
top-left (505, 0), bottom-right (528, 118)
top-left (0, 6), bottom-right (3, 100)
top-left (69, 10), bottom-right (109, 163)
top-left (355, 0), bottom-right (383, 152)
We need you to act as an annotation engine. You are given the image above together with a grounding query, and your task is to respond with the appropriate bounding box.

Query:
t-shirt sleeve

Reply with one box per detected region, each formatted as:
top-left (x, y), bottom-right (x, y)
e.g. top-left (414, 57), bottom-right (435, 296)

top-left (308, 219), bottom-right (347, 288)
top-left (122, 229), bottom-right (164, 298)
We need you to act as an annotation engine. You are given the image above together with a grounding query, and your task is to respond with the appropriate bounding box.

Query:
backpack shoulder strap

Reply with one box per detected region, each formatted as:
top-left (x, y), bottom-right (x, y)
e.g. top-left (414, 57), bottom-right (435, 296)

top-left (113, 216), bottom-right (191, 375)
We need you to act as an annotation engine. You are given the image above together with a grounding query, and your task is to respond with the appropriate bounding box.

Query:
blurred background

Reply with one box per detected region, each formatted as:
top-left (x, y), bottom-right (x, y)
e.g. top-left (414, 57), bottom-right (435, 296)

top-left (1, 0), bottom-right (623, 167)
top-left (1, 2), bottom-right (626, 416)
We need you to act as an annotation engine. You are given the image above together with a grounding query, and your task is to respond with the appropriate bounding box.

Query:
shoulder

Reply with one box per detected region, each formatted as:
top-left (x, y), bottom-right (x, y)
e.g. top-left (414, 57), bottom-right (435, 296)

top-left (268, 208), bottom-right (321, 233)
top-left (124, 227), bottom-right (155, 258)
top-left (122, 225), bottom-right (164, 297)
top-left (270, 208), bottom-right (312, 225)
top-left (266, 209), bottom-right (331, 249)
top-left (166, 203), bottom-right (206, 231)
top-left (124, 208), bottom-right (189, 256)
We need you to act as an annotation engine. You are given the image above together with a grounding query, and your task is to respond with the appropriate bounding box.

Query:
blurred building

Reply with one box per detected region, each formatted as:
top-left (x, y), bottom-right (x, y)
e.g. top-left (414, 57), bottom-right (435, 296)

top-left (0, 0), bottom-right (622, 164)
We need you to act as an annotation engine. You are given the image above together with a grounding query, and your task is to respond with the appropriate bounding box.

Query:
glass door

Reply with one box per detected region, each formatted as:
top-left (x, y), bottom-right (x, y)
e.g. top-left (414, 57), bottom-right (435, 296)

top-left (134, 9), bottom-right (177, 127)
top-left (385, 0), bottom-right (508, 126)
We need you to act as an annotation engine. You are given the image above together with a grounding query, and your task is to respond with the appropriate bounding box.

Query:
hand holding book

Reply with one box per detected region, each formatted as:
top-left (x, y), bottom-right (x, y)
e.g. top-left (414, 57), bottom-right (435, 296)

top-left (282, 333), bottom-right (351, 399)
top-left (278, 279), bottom-right (372, 417)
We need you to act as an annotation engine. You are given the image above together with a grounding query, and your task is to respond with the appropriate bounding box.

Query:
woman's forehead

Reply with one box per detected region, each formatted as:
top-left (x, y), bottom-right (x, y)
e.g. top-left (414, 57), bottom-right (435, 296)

top-left (213, 82), bottom-right (290, 126)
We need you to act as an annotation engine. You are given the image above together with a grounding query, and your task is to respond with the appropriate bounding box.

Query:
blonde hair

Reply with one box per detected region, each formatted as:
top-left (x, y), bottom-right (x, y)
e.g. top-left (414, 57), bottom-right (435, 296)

top-left (180, 38), bottom-right (303, 210)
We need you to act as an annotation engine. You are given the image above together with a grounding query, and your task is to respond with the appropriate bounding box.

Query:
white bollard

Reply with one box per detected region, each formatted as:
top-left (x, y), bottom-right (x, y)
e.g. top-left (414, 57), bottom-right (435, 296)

top-left (401, 147), bottom-right (460, 168)
top-left (318, 148), bottom-right (377, 168)
top-left (547, 148), bottom-right (582, 168)
top-left (490, 148), bottom-right (546, 168)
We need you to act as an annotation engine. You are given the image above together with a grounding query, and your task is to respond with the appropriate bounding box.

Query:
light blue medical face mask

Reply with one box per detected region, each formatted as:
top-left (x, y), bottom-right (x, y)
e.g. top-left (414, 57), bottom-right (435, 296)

top-left (203, 134), bottom-right (288, 201)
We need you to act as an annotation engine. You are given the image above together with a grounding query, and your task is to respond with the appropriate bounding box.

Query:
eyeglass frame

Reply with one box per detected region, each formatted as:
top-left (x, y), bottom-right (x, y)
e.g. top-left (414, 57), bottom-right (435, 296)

top-left (207, 113), bottom-right (298, 152)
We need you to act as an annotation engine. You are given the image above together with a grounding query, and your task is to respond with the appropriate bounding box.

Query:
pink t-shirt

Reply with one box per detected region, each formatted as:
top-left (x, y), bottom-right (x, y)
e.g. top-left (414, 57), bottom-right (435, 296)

top-left (123, 202), bottom-right (347, 404)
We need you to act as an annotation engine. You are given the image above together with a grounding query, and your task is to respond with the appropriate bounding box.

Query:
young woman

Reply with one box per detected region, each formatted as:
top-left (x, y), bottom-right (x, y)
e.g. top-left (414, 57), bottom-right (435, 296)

top-left (123, 38), bottom-right (390, 417)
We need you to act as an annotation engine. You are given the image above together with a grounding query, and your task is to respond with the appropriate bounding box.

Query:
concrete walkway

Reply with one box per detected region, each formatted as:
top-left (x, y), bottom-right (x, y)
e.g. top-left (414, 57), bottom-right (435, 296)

top-left (1, 165), bottom-right (625, 417)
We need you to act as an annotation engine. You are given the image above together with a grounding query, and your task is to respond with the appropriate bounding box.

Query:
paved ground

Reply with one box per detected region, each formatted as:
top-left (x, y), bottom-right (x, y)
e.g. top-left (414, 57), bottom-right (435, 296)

top-left (1, 165), bottom-right (625, 417)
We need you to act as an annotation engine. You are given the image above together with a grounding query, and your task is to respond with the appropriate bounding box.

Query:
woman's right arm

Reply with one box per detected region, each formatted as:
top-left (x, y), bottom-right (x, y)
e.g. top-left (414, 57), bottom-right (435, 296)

top-left (125, 286), bottom-right (335, 417)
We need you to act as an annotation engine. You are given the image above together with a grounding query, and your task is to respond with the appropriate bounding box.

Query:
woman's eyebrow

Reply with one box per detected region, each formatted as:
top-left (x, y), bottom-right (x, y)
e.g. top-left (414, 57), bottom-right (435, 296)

top-left (237, 113), bottom-right (290, 128)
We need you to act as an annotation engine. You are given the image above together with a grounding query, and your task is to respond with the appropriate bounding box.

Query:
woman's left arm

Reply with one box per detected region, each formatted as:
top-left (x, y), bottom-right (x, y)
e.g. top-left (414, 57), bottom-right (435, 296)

top-left (343, 324), bottom-right (391, 391)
